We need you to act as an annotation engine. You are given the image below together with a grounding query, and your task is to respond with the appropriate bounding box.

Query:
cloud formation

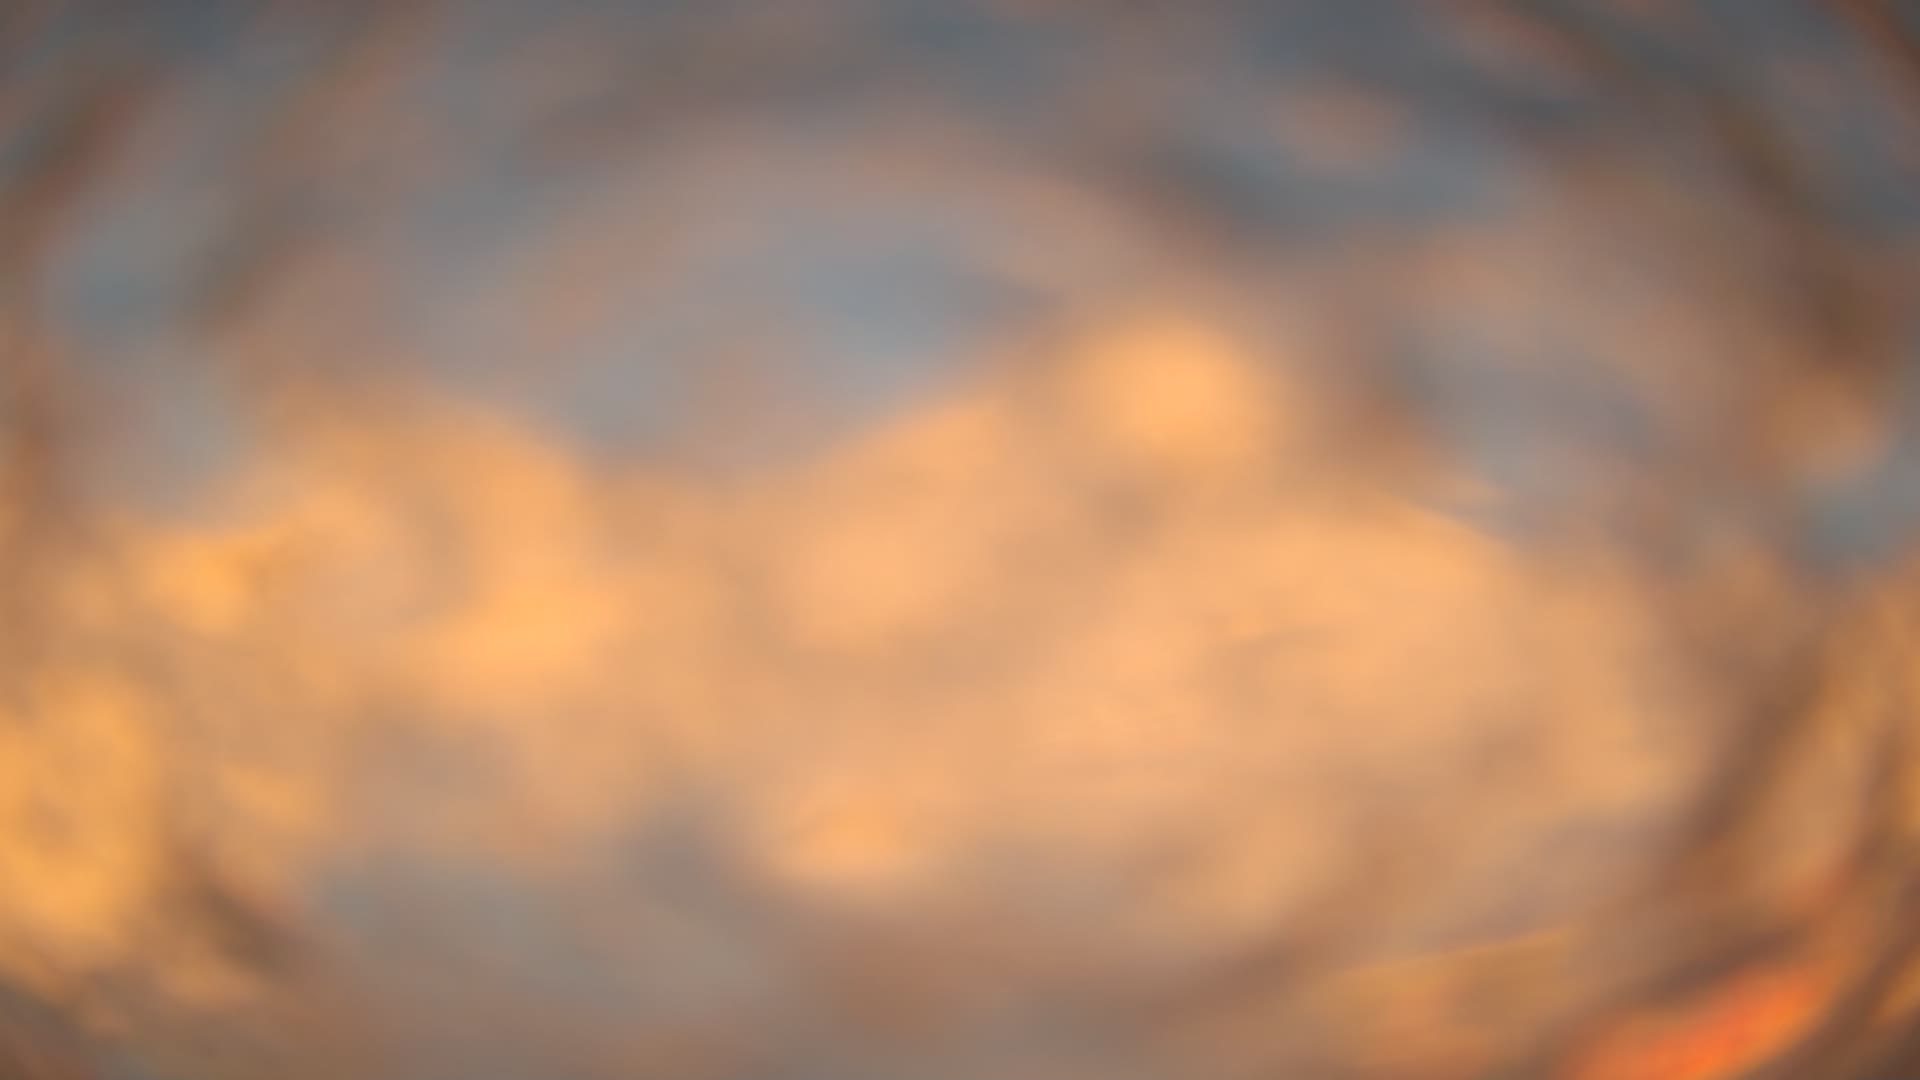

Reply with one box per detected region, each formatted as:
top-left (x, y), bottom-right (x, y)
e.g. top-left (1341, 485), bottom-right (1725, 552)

top-left (2, 3), bottom-right (1920, 1079)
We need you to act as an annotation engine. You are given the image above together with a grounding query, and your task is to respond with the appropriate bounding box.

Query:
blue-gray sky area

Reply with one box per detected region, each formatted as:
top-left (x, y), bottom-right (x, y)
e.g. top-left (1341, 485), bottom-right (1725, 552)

top-left (16, 2), bottom-right (1907, 490)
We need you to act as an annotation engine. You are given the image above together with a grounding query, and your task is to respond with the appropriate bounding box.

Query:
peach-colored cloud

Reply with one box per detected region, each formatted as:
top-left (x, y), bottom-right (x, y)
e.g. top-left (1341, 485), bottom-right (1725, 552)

top-left (2, 296), bottom-right (1904, 1079)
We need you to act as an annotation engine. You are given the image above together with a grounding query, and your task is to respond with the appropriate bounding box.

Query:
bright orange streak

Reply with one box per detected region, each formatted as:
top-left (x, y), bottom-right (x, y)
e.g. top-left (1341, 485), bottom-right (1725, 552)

top-left (1569, 963), bottom-right (1835, 1080)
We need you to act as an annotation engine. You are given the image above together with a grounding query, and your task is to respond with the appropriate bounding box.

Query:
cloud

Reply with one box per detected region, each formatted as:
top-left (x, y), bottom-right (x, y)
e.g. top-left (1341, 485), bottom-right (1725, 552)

top-left (3, 3), bottom-right (1919, 1078)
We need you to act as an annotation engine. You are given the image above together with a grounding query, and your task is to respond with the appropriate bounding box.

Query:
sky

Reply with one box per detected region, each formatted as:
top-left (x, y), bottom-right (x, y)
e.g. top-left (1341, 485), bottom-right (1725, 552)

top-left (3, 2), bottom-right (1920, 1078)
